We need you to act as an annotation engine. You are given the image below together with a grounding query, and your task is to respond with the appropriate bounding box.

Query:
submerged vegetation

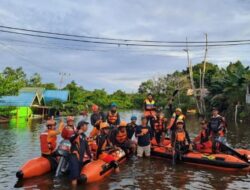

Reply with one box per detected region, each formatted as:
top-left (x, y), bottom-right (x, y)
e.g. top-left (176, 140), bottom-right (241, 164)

top-left (0, 60), bottom-right (250, 120)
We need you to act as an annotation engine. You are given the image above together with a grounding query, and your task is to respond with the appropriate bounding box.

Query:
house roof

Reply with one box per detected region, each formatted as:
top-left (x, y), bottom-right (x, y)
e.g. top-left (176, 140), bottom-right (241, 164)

top-left (43, 90), bottom-right (69, 104)
top-left (19, 87), bottom-right (45, 102)
top-left (0, 92), bottom-right (40, 107)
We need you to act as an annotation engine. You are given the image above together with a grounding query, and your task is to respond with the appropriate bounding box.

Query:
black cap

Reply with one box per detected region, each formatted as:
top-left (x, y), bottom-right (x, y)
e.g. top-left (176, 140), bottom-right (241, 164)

top-left (77, 120), bottom-right (89, 130)
top-left (212, 107), bottom-right (218, 111)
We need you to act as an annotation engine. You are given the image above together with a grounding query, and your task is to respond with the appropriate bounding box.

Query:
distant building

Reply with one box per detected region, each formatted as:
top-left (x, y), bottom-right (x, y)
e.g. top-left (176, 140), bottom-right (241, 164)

top-left (0, 87), bottom-right (69, 118)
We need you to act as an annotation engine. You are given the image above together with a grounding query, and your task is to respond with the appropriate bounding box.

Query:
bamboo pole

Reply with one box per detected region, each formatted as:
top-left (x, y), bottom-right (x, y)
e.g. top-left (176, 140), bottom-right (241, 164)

top-left (184, 38), bottom-right (201, 114)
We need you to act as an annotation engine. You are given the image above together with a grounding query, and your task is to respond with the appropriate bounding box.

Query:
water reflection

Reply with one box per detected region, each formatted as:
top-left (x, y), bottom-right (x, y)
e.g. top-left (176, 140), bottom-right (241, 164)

top-left (0, 111), bottom-right (249, 190)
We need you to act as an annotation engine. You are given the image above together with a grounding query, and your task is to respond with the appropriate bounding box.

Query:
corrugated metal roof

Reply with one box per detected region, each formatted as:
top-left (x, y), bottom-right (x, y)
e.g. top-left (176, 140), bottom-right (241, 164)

top-left (19, 87), bottom-right (45, 102)
top-left (43, 90), bottom-right (69, 104)
top-left (0, 92), bottom-right (39, 107)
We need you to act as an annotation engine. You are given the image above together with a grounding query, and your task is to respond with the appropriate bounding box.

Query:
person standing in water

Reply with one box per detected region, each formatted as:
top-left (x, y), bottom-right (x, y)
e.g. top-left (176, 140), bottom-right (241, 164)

top-left (68, 121), bottom-right (92, 186)
top-left (135, 116), bottom-right (153, 158)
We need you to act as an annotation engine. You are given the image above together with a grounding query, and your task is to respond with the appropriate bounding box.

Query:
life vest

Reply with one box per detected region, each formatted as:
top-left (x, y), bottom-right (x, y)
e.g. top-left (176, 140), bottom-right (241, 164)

top-left (154, 118), bottom-right (164, 132)
top-left (175, 129), bottom-right (186, 143)
top-left (107, 111), bottom-right (118, 124)
top-left (200, 129), bottom-right (209, 143)
top-left (144, 99), bottom-right (155, 111)
top-left (168, 113), bottom-right (186, 130)
top-left (61, 126), bottom-right (76, 140)
top-left (40, 130), bottom-right (57, 155)
top-left (116, 130), bottom-right (127, 144)
top-left (210, 116), bottom-right (223, 133)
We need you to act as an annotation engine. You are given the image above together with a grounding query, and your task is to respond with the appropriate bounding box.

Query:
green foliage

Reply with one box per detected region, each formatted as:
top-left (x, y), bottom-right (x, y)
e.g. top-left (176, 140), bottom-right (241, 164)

top-left (0, 67), bottom-right (27, 96)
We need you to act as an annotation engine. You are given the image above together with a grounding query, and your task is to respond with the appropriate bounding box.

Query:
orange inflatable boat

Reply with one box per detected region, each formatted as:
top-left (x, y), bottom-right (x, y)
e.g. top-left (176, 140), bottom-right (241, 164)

top-left (151, 139), bottom-right (250, 172)
top-left (81, 148), bottom-right (126, 183)
top-left (16, 156), bottom-right (53, 179)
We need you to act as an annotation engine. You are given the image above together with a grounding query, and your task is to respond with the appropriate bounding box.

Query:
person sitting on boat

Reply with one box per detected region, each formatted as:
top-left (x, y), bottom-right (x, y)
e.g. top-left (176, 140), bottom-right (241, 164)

top-left (107, 103), bottom-right (120, 128)
top-left (61, 116), bottom-right (77, 140)
top-left (208, 107), bottom-right (227, 153)
top-left (143, 93), bottom-right (156, 128)
top-left (193, 120), bottom-right (212, 152)
top-left (89, 104), bottom-right (106, 139)
top-left (40, 119), bottom-right (63, 170)
top-left (126, 115), bottom-right (138, 139)
top-left (135, 116), bottom-right (153, 158)
top-left (173, 119), bottom-right (192, 154)
top-left (167, 108), bottom-right (187, 146)
top-left (110, 120), bottom-right (136, 155)
top-left (68, 120), bottom-right (92, 186)
top-left (152, 110), bottom-right (167, 145)
top-left (96, 122), bottom-right (120, 172)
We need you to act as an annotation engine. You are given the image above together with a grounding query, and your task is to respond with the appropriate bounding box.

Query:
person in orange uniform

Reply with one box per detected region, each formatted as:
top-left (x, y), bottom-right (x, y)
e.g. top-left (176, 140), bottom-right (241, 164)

top-left (61, 116), bottom-right (77, 140)
top-left (174, 119), bottom-right (192, 154)
top-left (40, 119), bottom-right (63, 170)
top-left (152, 111), bottom-right (168, 145)
top-left (110, 121), bottom-right (136, 155)
top-left (107, 103), bottom-right (120, 128)
top-left (68, 121), bottom-right (92, 186)
top-left (143, 93), bottom-right (156, 128)
top-left (193, 120), bottom-right (212, 152)
top-left (96, 122), bottom-right (119, 172)
top-left (167, 108), bottom-right (187, 146)
top-left (89, 104), bottom-right (105, 138)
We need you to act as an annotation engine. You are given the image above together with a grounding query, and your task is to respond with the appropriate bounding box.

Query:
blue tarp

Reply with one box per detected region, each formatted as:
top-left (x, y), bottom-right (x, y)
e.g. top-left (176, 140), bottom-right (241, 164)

top-left (0, 92), bottom-right (37, 107)
top-left (43, 90), bottom-right (69, 104)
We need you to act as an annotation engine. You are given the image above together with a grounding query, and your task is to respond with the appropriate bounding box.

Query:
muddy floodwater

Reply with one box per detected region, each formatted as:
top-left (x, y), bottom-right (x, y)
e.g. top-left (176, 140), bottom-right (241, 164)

top-left (0, 111), bottom-right (249, 190)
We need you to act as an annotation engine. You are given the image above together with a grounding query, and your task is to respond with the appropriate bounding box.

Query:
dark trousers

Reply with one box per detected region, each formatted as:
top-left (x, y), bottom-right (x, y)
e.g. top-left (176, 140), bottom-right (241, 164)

top-left (211, 132), bottom-right (220, 153)
top-left (68, 154), bottom-right (83, 180)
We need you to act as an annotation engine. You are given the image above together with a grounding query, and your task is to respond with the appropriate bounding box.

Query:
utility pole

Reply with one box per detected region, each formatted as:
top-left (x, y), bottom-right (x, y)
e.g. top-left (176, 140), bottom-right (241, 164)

top-left (201, 33), bottom-right (208, 115)
top-left (184, 38), bottom-right (201, 114)
top-left (59, 72), bottom-right (70, 89)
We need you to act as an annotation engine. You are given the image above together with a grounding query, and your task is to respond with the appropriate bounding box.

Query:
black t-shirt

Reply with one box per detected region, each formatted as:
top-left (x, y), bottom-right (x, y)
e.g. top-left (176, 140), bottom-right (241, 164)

top-left (135, 125), bottom-right (152, 147)
top-left (90, 112), bottom-right (106, 129)
top-left (126, 123), bottom-right (137, 139)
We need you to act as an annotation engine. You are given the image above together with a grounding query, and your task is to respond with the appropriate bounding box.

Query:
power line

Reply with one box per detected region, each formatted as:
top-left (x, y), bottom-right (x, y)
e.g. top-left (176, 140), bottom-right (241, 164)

top-left (2, 29), bottom-right (250, 48)
top-left (1, 25), bottom-right (250, 44)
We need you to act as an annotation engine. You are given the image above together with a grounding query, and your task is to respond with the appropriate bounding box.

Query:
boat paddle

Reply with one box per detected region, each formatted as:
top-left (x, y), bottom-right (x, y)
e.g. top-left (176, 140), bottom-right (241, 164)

top-left (216, 139), bottom-right (249, 163)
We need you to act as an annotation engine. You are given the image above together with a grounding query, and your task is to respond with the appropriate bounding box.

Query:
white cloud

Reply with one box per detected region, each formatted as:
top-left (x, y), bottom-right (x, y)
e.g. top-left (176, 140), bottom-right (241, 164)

top-left (0, 0), bottom-right (250, 92)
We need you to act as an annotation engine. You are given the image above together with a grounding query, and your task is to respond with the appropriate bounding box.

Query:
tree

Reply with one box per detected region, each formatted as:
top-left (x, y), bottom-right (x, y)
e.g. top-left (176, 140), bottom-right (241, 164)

top-left (28, 73), bottom-right (42, 87)
top-left (0, 67), bottom-right (27, 96)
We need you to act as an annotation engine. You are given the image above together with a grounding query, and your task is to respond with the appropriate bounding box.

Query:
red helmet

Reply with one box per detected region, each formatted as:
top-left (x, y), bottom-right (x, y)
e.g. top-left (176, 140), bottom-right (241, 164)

top-left (92, 104), bottom-right (99, 112)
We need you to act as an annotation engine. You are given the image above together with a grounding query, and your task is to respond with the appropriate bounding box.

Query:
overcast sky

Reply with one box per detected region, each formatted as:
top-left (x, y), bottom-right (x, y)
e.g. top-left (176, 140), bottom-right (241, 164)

top-left (0, 0), bottom-right (250, 93)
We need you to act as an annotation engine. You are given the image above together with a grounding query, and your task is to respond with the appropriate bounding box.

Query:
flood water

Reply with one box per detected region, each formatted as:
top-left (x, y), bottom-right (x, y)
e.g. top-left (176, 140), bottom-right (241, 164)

top-left (0, 111), bottom-right (249, 190)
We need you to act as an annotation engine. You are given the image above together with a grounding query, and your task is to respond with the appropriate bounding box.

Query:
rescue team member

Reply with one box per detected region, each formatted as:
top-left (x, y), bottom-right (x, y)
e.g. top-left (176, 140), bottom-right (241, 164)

top-left (135, 116), bottom-right (153, 158)
top-left (40, 119), bottom-right (63, 170)
top-left (143, 93), bottom-right (156, 128)
top-left (96, 122), bottom-right (120, 172)
top-left (89, 104), bottom-right (106, 138)
top-left (208, 107), bottom-right (227, 153)
top-left (152, 111), bottom-right (167, 145)
top-left (126, 115), bottom-right (138, 139)
top-left (173, 119), bottom-right (192, 154)
top-left (61, 116), bottom-right (77, 140)
top-left (68, 121), bottom-right (92, 185)
top-left (167, 108), bottom-right (187, 146)
top-left (193, 120), bottom-right (212, 152)
top-left (107, 103), bottom-right (120, 128)
top-left (110, 121), bottom-right (136, 155)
